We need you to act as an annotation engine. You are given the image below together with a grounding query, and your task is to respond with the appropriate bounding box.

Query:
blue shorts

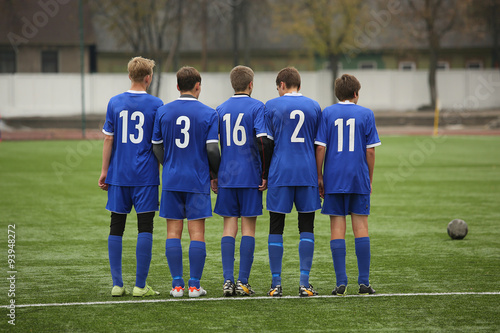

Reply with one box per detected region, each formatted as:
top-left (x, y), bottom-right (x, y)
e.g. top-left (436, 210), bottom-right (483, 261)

top-left (214, 188), bottom-right (263, 217)
top-left (160, 191), bottom-right (212, 220)
top-left (106, 185), bottom-right (159, 214)
top-left (321, 193), bottom-right (370, 216)
top-left (266, 186), bottom-right (321, 214)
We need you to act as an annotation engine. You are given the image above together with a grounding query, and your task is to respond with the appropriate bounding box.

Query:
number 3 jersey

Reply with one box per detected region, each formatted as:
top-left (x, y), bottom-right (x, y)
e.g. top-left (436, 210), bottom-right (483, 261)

top-left (216, 95), bottom-right (267, 188)
top-left (265, 93), bottom-right (321, 187)
top-left (152, 97), bottom-right (219, 194)
top-left (102, 90), bottom-right (163, 186)
top-left (315, 102), bottom-right (381, 194)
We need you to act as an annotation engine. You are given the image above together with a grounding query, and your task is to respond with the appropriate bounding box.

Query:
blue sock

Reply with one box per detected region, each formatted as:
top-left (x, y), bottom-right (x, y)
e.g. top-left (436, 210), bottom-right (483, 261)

top-left (299, 232), bottom-right (314, 286)
top-left (165, 238), bottom-right (184, 288)
top-left (135, 232), bottom-right (152, 289)
top-left (221, 236), bottom-right (235, 282)
top-left (355, 237), bottom-right (371, 286)
top-left (268, 234), bottom-right (283, 287)
top-left (330, 239), bottom-right (348, 287)
top-left (238, 236), bottom-right (255, 284)
top-left (108, 235), bottom-right (123, 287)
top-left (189, 241), bottom-right (206, 288)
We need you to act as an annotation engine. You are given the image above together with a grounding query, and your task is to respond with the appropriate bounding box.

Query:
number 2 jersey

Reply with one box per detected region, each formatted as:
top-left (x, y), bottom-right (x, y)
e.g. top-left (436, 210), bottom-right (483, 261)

top-left (152, 96), bottom-right (219, 194)
top-left (216, 95), bottom-right (267, 188)
top-left (102, 90), bottom-right (163, 186)
top-left (265, 92), bottom-right (321, 187)
top-left (315, 102), bottom-right (381, 194)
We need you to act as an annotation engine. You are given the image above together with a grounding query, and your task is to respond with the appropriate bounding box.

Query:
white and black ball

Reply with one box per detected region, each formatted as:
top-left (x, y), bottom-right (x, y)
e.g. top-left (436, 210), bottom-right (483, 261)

top-left (447, 219), bottom-right (468, 240)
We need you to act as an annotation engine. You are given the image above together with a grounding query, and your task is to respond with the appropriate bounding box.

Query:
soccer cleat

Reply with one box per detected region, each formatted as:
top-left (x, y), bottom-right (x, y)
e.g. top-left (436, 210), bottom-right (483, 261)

top-left (170, 286), bottom-right (184, 297)
top-left (111, 285), bottom-right (130, 297)
top-left (267, 285), bottom-right (282, 297)
top-left (133, 284), bottom-right (160, 297)
top-left (235, 280), bottom-right (255, 296)
top-left (188, 286), bottom-right (207, 298)
top-left (358, 284), bottom-right (376, 295)
top-left (332, 285), bottom-right (347, 296)
top-left (223, 280), bottom-right (235, 297)
top-left (299, 284), bottom-right (318, 297)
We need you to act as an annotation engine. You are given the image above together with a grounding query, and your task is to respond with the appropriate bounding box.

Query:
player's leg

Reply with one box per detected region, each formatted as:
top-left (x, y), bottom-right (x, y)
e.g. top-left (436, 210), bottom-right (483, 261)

top-left (236, 216), bottom-right (257, 295)
top-left (106, 185), bottom-right (132, 296)
top-left (350, 193), bottom-right (375, 294)
top-left (166, 219), bottom-right (185, 296)
top-left (221, 216), bottom-right (237, 296)
top-left (216, 188), bottom-right (238, 295)
top-left (187, 218), bottom-right (207, 297)
top-left (297, 211), bottom-right (316, 296)
top-left (266, 186), bottom-right (293, 296)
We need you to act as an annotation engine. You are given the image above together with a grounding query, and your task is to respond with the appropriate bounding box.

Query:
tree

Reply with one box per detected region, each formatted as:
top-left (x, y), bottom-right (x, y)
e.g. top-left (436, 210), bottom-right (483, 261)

top-left (90, 0), bottom-right (184, 97)
top-left (397, 0), bottom-right (465, 109)
top-left (271, 0), bottom-right (366, 102)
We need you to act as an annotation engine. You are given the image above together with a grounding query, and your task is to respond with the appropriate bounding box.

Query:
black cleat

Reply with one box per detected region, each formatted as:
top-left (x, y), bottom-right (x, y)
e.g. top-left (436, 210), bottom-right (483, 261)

top-left (332, 285), bottom-right (347, 296)
top-left (358, 284), bottom-right (376, 295)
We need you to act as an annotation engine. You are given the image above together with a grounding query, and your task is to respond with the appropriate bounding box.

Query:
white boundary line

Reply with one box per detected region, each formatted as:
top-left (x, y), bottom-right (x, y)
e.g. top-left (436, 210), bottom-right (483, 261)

top-left (3, 292), bottom-right (499, 309)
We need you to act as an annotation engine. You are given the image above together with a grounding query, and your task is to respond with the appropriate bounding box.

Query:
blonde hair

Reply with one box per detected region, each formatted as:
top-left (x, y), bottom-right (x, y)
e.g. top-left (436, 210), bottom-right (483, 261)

top-left (128, 56), bottom-right (155, 82)
top-left (230, 66), bottom-right (254, 92)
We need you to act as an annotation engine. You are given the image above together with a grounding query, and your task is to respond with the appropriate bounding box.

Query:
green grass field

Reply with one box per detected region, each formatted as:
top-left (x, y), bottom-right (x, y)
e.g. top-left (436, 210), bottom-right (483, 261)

top-left (1, 135), bottom-right (499, 332)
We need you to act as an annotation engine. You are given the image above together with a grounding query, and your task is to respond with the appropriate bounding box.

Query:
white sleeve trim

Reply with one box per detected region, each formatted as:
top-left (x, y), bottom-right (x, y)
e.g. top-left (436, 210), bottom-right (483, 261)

top-left (152, 140), bottom-right (163, 144)
top-left (367, 142), bottom-right (381, 148)
top-left (267, 135), bottom-right (274, 141)
top-left (256, 133), bottom-right (268, 138)
top-left (314, 141), bottom-right (326, 147)
top-left (206, 139), bottom-right (219, 144)
top-left (102, 129), bottom-right (114, 136)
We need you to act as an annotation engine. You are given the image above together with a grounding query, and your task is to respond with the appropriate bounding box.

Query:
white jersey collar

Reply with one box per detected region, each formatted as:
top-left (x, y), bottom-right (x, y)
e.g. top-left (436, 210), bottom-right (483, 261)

top-left (127, 90), bottom-right (147, 94)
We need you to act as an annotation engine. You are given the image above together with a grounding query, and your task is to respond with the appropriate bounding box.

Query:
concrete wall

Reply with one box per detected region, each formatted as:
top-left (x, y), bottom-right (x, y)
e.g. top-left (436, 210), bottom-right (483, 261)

top-left (0, 70), bottom-right (499, 118)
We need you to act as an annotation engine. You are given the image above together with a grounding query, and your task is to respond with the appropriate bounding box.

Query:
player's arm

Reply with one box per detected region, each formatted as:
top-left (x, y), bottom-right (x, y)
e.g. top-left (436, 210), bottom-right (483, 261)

top-left (315, 144), bottom-right (326, 198)
top-left (366, 147), bottom-right (375, 194)
top-left (207, 142), bottom-right (220, 193)
top-left (256, 135), bottom-right (273, 191)
top-left (153, 143), bottom-right (164, 165)
top-left (99, 134), bottom-right (113, 191)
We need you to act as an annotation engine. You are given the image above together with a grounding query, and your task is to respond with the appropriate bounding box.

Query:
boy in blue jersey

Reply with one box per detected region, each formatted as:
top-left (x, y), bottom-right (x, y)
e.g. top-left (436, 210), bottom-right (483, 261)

top-left (99, 56), bottom-right (163, 297)
top-left (315, 74), bottom-right (381, 296)
top-left (214, 66), bottom-right (272, 296)
top-left (265, 67), bottom-right (321, 297)
top-left (152, 66), bottom-right (220, 298)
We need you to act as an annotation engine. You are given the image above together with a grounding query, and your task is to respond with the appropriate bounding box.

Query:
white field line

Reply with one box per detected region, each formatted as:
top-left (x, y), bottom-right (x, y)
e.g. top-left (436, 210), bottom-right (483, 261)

top-left (3, 292), bottom-right (500, 309)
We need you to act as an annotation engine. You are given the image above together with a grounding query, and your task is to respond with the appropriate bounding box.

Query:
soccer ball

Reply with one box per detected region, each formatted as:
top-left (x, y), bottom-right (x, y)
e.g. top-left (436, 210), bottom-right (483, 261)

top-left (447, 219), bottom-right (468, 240)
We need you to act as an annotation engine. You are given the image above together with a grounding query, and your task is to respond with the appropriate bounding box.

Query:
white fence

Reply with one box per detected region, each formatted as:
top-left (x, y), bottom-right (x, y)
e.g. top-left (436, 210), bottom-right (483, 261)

top-left (0, 70), bottom-right (499, 118)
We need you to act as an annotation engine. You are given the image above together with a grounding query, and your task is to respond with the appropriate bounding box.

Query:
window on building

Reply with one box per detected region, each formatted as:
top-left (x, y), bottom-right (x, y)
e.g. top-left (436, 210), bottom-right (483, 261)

top-left (465, 60), bottom-right (483, 70)
top-left (0, 50), bottom-right (16, 73)
top-left (399, 61), bottom-right (416, 71)
top-left (41, 50), bottom-right (58, 73)
top-left (358, 61), bottom-right (377, 70)
top-left (437, 61), bottom-right (450, 70)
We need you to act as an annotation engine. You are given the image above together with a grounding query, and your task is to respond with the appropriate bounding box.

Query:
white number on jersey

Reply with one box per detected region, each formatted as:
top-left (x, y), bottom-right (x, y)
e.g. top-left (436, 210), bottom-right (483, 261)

top-left (222, 113), bottom-right (247, 146)
top-left (290, 110), bottom-right (305, 143)
top-left (175, 116), bottom-right (190, 148)
top-left (119, 110), bottom-right (144, 144)
top-left (334, 118), bottom-right (355, 152)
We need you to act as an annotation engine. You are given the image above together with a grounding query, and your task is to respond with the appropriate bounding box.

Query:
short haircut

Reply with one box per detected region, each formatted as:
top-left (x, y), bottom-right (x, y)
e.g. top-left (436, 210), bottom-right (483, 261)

top-left (230, 66), bottom-right (254, 92)
top-left (275, 67), bottom-right (301, 89)
top-left (335, 74), bottom-right (361, 101)
top-left (128, 56), bottom-right (155, 83)
top-left (177, 66), bottom-right (201, 92)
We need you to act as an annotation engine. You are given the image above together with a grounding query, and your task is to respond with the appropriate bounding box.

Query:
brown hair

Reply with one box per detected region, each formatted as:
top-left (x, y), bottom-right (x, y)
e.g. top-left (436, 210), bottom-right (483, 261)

top-left (177, 66), bottom-right (202, 92)
top-left (275, 67), bottom-right (301, 89)
top-left (334, 74), bottom-right (361, 101)
top-left (128, 56), bottom-right (155, 82)
top-left (230, 66), bottom-right (254, 92)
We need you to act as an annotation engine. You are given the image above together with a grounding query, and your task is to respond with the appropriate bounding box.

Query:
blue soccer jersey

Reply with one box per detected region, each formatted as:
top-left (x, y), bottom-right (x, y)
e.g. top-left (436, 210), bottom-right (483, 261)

top-left (265, 92), bottom-right (321, 187)
top-left (102, 90), bottom-right (163, 186)
top-left (216, 95), bottom-right (267, 188)
top-left (152, 97), bottom-right (219, 194)
top-left (315, 102), bottom-right (381, 194)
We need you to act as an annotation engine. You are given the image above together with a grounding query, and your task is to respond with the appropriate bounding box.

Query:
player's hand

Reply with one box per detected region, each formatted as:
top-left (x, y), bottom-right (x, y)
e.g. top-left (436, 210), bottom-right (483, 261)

top-left (211, 179), bottom-right (218, 194)
top-left (318, 178), bottom-right (324, 199)
top-left (98, 173), bottom-right (108, 191)
top-left (259, 179), bottom-right (268, 192)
